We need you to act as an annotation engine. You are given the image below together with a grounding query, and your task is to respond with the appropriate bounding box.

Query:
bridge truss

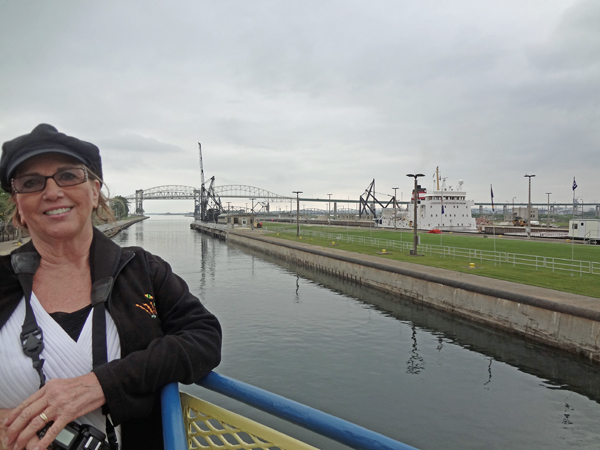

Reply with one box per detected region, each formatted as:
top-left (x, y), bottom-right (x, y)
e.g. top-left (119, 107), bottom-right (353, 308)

top-left (125, 185), bottom-right (292, 215)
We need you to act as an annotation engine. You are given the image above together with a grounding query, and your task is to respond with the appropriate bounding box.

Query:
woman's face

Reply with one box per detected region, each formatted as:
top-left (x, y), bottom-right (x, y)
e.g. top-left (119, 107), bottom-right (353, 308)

top-left (12, 153), bottom-right (101, 244)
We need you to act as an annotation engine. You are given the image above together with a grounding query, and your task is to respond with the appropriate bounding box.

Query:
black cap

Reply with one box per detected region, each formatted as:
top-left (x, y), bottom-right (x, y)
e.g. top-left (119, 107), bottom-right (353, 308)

top-left (0, 124), bottom-right (103, 192)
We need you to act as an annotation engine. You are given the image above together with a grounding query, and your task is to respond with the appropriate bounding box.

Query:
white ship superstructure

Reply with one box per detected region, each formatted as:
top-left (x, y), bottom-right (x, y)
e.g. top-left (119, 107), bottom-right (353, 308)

top-left (377, 170), bottom-right (477, 231)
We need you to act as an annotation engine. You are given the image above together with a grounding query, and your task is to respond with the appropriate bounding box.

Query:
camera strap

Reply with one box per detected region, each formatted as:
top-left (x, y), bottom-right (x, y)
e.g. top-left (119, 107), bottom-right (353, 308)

top-left (11, 252), bottom-right (45, 389)
top-left (91, 277), bottom-right (119, 450)
top-left (12, 252), bottom-right (119, 450)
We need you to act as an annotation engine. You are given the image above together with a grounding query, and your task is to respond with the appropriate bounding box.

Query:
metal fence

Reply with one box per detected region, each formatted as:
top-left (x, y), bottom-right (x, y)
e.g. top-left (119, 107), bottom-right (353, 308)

top-left (264, 226), bottom-right (600, 276)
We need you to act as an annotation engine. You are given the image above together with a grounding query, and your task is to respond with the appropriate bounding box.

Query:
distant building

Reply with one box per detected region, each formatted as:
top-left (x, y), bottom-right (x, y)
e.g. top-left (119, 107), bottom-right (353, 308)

top-left (217, 212), bottom-right (256, 228)
top-left (511, 206), bottom-right (538, 221)
top-left (337, 213), bottom-right (369, 220)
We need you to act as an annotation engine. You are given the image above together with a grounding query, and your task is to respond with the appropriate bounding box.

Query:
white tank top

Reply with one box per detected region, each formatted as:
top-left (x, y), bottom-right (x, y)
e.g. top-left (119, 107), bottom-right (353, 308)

top-left (0, 293), bottom-right (121, 438)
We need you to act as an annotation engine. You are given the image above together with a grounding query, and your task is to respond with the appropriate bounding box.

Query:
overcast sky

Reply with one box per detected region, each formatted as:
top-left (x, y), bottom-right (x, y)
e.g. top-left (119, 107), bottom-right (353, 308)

top-left (1, 0), bottom-right (598, 213)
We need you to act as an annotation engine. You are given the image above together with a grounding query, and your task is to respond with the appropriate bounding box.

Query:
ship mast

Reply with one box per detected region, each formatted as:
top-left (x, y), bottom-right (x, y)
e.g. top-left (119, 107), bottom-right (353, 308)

top-left (436, 166), bottom-right (440, 190)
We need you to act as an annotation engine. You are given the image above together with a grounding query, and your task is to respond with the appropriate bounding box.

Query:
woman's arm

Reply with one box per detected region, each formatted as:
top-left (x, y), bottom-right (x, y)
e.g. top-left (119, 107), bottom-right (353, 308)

top-left (93, 251), bottom-right (222, 425)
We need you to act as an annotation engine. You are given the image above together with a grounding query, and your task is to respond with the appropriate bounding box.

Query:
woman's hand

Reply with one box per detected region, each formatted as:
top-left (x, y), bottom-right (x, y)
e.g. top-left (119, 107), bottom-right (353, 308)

top-left (1, 409), bottom-right (13, 450)
top-left (3, 373), bottom-right (106, 450)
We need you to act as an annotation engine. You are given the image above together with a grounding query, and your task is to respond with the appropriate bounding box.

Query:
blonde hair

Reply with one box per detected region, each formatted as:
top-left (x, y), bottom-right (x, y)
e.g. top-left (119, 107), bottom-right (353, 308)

top-left (88, 169), bottom-right (116, 225)
top-left (10, 167), bottom-right (116, 229)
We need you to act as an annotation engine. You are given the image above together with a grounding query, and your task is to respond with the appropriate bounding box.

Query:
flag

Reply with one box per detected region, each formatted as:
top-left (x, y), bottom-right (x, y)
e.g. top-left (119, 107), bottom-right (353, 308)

top-left (572, 177), bottom-right (577, 191)
top-left (490, 185), bottom-right (494, 212)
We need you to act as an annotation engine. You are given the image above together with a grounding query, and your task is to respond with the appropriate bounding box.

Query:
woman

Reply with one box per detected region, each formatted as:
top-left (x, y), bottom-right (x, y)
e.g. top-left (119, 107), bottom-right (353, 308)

top-left (0, 124), bottom-right (222, 450)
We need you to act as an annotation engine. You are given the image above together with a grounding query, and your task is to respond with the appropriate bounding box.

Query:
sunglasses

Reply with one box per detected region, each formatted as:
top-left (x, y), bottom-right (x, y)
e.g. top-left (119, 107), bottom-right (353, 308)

top-left (12, 167), bottom-right (89, 194)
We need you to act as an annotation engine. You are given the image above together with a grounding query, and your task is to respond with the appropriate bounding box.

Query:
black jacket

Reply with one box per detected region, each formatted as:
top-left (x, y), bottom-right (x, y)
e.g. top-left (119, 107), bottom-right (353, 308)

top-left (0, 228), bottom-right (222, 449)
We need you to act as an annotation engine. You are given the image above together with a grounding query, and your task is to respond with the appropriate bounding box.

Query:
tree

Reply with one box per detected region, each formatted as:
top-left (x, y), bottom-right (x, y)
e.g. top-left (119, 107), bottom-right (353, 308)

top-left (0, 191), bottom-right (14, 240)
top-left (111, 196), bottom-right (129, 220)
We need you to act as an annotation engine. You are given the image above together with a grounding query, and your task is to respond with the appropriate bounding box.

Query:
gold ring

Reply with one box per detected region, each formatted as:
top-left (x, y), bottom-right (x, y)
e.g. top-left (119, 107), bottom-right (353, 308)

top-left (39, 412), bottom-right (48, 423)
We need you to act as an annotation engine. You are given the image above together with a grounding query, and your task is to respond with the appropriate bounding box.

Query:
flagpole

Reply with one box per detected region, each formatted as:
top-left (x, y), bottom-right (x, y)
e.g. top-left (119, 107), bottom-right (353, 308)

top-left (493, 209), bottom-right (496, 253)
top-left (438, 169), bottom-right (442, 249)
top-left (572, 177), bottom-right (577, 262)
top-left (573, 177), bottom-right (575, 220)
top-left (491, 185), bottom-right (496, 253)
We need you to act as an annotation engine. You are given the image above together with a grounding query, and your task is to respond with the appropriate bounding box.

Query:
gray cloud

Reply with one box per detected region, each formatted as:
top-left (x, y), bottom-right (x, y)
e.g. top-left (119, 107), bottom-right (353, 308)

top-left (1, 0), bottom-right (597, 212)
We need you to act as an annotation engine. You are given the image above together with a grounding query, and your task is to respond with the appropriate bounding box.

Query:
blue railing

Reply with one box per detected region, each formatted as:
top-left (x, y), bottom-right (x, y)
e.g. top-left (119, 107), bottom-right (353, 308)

top-left (162, 371), bottom-right (419, 450)
top-left (161, 382), bottom-right (188, 450)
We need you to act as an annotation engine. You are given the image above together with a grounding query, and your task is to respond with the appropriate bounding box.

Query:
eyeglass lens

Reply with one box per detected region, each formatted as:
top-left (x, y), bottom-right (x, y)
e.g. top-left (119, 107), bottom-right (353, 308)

top-left (12, 168), bottom-right (88, 193)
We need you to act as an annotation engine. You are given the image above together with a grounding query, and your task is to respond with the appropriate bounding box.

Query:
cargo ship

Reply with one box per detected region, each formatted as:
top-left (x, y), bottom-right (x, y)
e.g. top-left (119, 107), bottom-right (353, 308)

top-left (377, 168), bottom-right (477, 232)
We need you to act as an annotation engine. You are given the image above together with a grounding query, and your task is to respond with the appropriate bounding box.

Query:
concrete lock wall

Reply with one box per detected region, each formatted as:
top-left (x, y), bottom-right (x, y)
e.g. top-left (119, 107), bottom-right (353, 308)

top-left (227, 232), bottom-right (600, 364)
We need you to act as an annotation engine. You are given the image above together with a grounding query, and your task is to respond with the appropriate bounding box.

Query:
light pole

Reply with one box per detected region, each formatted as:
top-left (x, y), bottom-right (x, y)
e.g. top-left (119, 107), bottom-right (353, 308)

top-left (406, 173), bottom-right (425, 255)
top-left (545, 192), bottom-right (551, 231)
top-left (250, 198), bottom-right (255, 229)
top-left (293, 191), bottom-right (302, 237)
top-left (393, 187), bottom-right (399, 230)
top-left (327, 193), bottom-right (332, 225)
top-left (524, 174), bottom-right (535, 237)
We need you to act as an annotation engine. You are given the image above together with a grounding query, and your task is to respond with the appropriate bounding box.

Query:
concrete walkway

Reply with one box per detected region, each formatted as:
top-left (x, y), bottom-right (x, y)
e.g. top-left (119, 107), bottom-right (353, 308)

top-left (0, 237), bottom-right (30, 256)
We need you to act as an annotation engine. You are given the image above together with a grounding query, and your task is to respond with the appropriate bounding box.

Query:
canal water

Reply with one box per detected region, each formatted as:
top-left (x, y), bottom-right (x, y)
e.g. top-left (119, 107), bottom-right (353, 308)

top-left (113, 216), bottom-right (600, 450)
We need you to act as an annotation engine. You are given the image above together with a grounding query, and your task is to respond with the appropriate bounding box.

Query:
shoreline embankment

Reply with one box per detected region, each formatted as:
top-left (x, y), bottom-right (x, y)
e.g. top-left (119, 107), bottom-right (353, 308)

top-left (0, 216), bottom-right (147, 256)
top-left (95, 215), bottom-right (148, 237)
top-left (191, 222), bottom-right (600, 364)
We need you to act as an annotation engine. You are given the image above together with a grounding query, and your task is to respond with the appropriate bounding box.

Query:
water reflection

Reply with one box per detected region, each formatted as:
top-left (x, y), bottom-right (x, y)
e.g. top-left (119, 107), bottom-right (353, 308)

top-left (436, 335), bottom-right (444, 352)
top-left (234, 242), bottom-right (600, 405)
top-left (484, 357), bottom-right (493, 388)
top-left (563, 400), bottom-right (574, 426)
top-left (406, 325), bottom-right (424, 375)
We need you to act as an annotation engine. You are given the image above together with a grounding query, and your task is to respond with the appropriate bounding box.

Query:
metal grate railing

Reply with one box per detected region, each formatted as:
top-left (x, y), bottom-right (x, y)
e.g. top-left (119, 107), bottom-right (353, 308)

top-left (264, 226), bottom-right (600, 276)
top-left (181, 394), bottom-right (318, 450)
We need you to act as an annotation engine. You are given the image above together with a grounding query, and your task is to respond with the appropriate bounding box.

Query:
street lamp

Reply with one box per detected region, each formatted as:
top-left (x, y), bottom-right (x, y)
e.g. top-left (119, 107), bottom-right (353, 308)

top-left (406, 173), bottom-right (425, 255)
top-left (292, 191), bottom-right (302, 237)
top-left (393, 187), bottom-right (399, 230)
top-left (250, 198), bottom-right (255, 229)
top-left (524, 174), bottom-right (535, 237)
top-left (327, 193), bottom-right (332, 226)
top-left (545, 192), bottom-right (552, 231)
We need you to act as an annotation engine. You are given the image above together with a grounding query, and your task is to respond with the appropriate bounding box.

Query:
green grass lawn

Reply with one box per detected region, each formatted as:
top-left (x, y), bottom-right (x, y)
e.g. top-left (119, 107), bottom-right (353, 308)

top-left (262, 223), bottom-right (600, 298)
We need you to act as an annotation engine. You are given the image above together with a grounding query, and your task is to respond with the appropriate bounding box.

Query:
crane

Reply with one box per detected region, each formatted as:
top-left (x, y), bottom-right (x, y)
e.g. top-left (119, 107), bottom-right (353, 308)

top-left (196, 143), bottom-right (224, 222)
top-left (198, 143), bottom-right (207, 221)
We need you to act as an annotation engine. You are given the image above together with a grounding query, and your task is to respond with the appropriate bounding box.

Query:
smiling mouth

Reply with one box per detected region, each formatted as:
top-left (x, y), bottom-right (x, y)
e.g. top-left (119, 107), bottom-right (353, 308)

top-left (44, 207), bottom-right (72, 216)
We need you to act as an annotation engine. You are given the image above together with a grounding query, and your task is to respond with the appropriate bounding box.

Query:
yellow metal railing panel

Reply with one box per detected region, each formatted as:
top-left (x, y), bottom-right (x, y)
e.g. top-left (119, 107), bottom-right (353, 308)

top-left (180, 392), bottom-right (320, 450)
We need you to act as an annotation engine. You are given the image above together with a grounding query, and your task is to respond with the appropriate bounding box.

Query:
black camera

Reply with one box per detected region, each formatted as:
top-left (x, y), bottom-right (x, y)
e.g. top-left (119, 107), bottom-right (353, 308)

top-left (38, 421), bottom-right (111, 450)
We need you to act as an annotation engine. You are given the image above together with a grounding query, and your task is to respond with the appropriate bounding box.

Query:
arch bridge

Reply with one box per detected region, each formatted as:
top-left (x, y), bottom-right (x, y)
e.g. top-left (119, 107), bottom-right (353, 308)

top-left (125, 185), bottom-right (292, 215)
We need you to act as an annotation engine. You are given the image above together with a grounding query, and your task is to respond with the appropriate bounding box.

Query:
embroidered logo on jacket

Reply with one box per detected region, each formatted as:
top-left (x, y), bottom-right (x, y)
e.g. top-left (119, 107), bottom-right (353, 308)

top-left (136, 294), bottom-right (157, 318)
